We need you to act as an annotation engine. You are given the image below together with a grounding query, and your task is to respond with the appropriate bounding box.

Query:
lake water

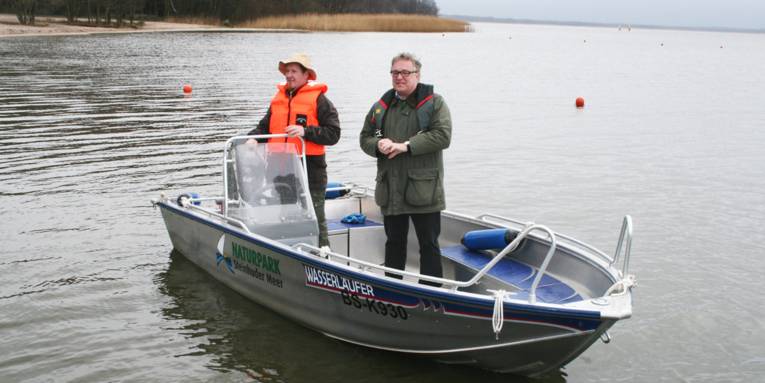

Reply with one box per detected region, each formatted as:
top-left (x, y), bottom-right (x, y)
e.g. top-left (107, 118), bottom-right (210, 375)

top-left (1, 22), bottom-right (764, 382)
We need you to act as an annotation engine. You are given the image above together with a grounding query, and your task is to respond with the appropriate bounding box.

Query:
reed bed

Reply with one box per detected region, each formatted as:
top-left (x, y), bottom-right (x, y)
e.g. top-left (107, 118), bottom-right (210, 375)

top-left (239, 13), bottom-right (470, 32)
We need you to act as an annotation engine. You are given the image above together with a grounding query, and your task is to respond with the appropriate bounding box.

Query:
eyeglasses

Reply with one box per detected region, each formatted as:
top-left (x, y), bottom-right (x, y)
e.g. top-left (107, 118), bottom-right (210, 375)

top-left (390, 70), bottom-right (418, 78)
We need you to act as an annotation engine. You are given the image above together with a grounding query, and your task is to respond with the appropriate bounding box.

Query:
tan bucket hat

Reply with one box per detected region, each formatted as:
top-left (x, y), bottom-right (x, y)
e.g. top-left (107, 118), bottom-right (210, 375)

top-left (278, 53), bottom-right (317, 80)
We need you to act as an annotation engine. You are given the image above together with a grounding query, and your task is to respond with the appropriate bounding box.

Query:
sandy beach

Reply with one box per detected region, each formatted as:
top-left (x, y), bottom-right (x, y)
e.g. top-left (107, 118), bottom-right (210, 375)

top-left (0, 13), bottom-right (232, 37)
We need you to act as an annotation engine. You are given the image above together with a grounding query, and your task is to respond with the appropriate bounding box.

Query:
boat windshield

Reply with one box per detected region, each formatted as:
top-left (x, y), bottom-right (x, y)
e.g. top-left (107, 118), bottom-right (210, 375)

top-left (225, 138), bottom-right (318, 246)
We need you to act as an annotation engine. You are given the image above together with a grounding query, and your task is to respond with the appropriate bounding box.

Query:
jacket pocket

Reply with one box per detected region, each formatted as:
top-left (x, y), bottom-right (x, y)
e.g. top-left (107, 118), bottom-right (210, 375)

top-left (374, 170), bottom-right (389, 207)
top-left (404, 168), bottom-right (438, 206)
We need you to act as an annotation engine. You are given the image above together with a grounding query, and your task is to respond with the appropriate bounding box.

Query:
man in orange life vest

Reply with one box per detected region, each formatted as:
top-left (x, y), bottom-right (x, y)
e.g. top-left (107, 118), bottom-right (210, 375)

top-left (247, 53), bottom-right (340, 248)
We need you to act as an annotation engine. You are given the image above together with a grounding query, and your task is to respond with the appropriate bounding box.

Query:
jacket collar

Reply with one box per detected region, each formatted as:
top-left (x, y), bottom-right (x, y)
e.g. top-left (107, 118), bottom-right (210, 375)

top-left (285, 83), bottom-right (306, 97)
top-left (385, 83), bottom-right (434, 109)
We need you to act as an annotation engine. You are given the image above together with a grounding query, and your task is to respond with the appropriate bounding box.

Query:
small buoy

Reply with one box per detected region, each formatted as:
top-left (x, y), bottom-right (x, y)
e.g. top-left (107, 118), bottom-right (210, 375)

top-left (575, 97), bottom-right (585, 108)
top-left (182, 84), bottom-right (192, 94)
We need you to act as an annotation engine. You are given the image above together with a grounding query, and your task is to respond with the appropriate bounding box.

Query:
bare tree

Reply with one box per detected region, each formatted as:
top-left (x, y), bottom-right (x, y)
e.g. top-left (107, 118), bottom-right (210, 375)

top-left (13, 0), bottom-right (38, 25)
top-left (63, 0), bottom-right (81, 23)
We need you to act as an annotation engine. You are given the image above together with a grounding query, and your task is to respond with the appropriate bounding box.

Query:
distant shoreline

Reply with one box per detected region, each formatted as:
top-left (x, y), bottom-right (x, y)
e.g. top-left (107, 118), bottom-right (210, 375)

top-left (0, 14), bottom-right (300, 38)
top-left (4, 12), bottom-right (762, 38)
top-left (0, 13), bottom-right (469, 38)
top-left (447, 14), bottom-right (765, 35)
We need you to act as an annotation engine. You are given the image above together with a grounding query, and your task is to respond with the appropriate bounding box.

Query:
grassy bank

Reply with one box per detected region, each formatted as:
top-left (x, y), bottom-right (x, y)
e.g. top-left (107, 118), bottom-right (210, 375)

top-left (239, 13), bottom-right (470, 32)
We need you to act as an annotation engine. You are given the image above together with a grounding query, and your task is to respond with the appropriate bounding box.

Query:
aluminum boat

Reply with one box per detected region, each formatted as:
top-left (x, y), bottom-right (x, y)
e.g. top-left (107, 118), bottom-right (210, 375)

top-left (153, 135), bottom-right (636, 376)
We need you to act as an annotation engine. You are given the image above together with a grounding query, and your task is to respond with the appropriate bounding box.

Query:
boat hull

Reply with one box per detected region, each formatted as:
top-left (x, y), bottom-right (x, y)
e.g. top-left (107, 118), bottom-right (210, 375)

top-left (158, 201), bottom-right (612, 376)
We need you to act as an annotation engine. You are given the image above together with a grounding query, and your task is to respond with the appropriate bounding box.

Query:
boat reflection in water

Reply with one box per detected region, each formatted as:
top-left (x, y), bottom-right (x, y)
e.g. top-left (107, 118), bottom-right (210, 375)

top-left (153, 135), bottom-right (635, 378)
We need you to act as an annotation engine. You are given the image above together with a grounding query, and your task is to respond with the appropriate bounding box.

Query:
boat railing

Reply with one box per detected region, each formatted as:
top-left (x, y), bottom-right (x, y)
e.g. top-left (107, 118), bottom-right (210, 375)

top-left (611, 215), bottom-right (633, 277)
top-left (478, 213), bottom-right (634, 278)
top-left (477, 213), bottom-right (636, 300)
top-left (326, 182), bottom-right (373, 198)
top-left (176, 196), bottom-right (252, 234)
top-left (477, 213), bottom-right (614, 262)
top-left (295, 223), bottom-right (558, 304)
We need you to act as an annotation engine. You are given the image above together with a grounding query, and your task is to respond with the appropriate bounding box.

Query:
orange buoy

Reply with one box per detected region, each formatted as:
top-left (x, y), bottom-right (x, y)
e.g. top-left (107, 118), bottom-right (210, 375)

top-left (182, 84), bottom-right (192, 94)
top-left (575, 97), bottom-right (585, 108)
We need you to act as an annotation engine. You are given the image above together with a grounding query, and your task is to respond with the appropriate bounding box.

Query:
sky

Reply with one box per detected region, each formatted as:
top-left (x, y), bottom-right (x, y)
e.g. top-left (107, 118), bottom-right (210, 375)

top-left (436, 0), bottom-right (765, 30)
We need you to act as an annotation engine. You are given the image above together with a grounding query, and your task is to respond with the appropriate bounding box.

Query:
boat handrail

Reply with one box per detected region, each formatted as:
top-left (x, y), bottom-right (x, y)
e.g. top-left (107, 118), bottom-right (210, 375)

top-left (324, 182), bottom-right (372, 197)
top-left (480, 213), bottom-right (635, 296)
top-left (477, 213), bottom-right (615, 264)
top-left (476, 213), bottom-right (527, 227)
top-left (611, 215), bottom-right (633, 277)
top-left (348, 184), bottom-right (373, 197)
top-left (325, 182), bottom-right (372, 197)
top-left (222, 134), bottom-right (307, 218)
top-left (179, 199), bottom-right (252, 234)
top-left (523, 225), bottom-right (558, 304)
top-left (295, 223), bottom-right (558, 304)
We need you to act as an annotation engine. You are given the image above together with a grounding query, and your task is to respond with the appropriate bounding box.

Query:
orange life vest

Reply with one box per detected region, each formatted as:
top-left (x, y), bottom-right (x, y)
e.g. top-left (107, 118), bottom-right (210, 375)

top-left (268, 81), bottom-right (328, 155)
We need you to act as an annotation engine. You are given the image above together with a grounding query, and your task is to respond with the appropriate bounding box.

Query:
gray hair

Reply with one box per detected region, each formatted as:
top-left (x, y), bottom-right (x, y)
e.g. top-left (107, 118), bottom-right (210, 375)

top-left (391, 52), bottom-right (422, 72)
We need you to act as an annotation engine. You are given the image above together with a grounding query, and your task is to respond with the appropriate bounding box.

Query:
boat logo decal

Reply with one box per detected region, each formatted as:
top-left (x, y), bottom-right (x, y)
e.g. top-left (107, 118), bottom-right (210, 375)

top-left (231, 242), bottom-right (281, 275)
top-left (214, 236), bottom-right (284, 288)
top-left (215, 235), bottom-right (235, 274)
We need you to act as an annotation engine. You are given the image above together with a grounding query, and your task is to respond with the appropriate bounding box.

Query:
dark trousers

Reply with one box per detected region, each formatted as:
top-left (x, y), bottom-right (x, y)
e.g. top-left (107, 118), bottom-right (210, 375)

top-left (384, 212), bottom-right (443, 286)
top-left (309, 183), bottom-right (328, 247)
top-left (307, 155), bottom-right (329, 247)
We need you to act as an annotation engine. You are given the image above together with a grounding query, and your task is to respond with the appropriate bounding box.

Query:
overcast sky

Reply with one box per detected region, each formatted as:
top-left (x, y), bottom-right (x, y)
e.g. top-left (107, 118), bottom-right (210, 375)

top-left (436, 0), bottom-right (765, 30)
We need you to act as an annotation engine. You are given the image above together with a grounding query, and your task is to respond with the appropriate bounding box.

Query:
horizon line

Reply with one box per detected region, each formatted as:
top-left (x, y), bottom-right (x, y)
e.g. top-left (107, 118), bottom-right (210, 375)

top-left (443, 14), bottom-right (765, 34)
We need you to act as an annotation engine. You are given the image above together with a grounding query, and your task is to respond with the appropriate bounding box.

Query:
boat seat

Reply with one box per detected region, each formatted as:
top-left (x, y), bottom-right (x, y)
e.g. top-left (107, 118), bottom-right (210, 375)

top-left (327, 218), bottom-right (383, 235)
top-left (440, 246), bottom-right (582, 304)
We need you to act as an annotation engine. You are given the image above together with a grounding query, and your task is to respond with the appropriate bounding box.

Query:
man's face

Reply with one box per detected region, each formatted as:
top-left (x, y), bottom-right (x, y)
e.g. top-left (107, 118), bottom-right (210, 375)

top-left (284, 63), bottom-right (310, 90)
top-left (390, 59), bottom-right (419, 98)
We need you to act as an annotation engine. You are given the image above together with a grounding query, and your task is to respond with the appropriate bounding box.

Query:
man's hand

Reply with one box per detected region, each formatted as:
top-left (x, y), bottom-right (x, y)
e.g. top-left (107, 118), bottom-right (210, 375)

top-left (377, 138), bottom-right (393, 154)
top-left (285, 124), bottom-right (305, 137)
top-left (386, 142), bottom-right (408, 159)
top-left (377, 138), bottom-right (408, 159)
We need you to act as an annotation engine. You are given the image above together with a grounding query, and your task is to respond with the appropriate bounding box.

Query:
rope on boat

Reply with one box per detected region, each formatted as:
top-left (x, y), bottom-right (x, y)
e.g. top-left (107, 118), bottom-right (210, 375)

top-left (488, 289), bottom-right (508, 339)
top-left (319, 245), bottom-right (331, 259)
top-left (605, 274), bottom-right (637, 296)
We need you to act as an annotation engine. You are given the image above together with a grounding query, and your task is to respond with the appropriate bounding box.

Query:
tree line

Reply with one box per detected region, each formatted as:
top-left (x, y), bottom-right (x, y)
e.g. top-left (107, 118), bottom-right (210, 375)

top-left (2, 0), bottom-right (440, 26)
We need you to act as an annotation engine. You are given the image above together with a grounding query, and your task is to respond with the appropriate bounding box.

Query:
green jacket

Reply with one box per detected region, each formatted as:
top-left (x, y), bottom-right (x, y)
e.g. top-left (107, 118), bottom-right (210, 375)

top-left (359, 83), bottom-right (452, 215)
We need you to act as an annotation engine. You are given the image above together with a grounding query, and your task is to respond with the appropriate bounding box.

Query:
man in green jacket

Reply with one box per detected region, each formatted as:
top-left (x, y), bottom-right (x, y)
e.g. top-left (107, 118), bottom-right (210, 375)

top-left (359, 52), bottom-right (452, 286)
